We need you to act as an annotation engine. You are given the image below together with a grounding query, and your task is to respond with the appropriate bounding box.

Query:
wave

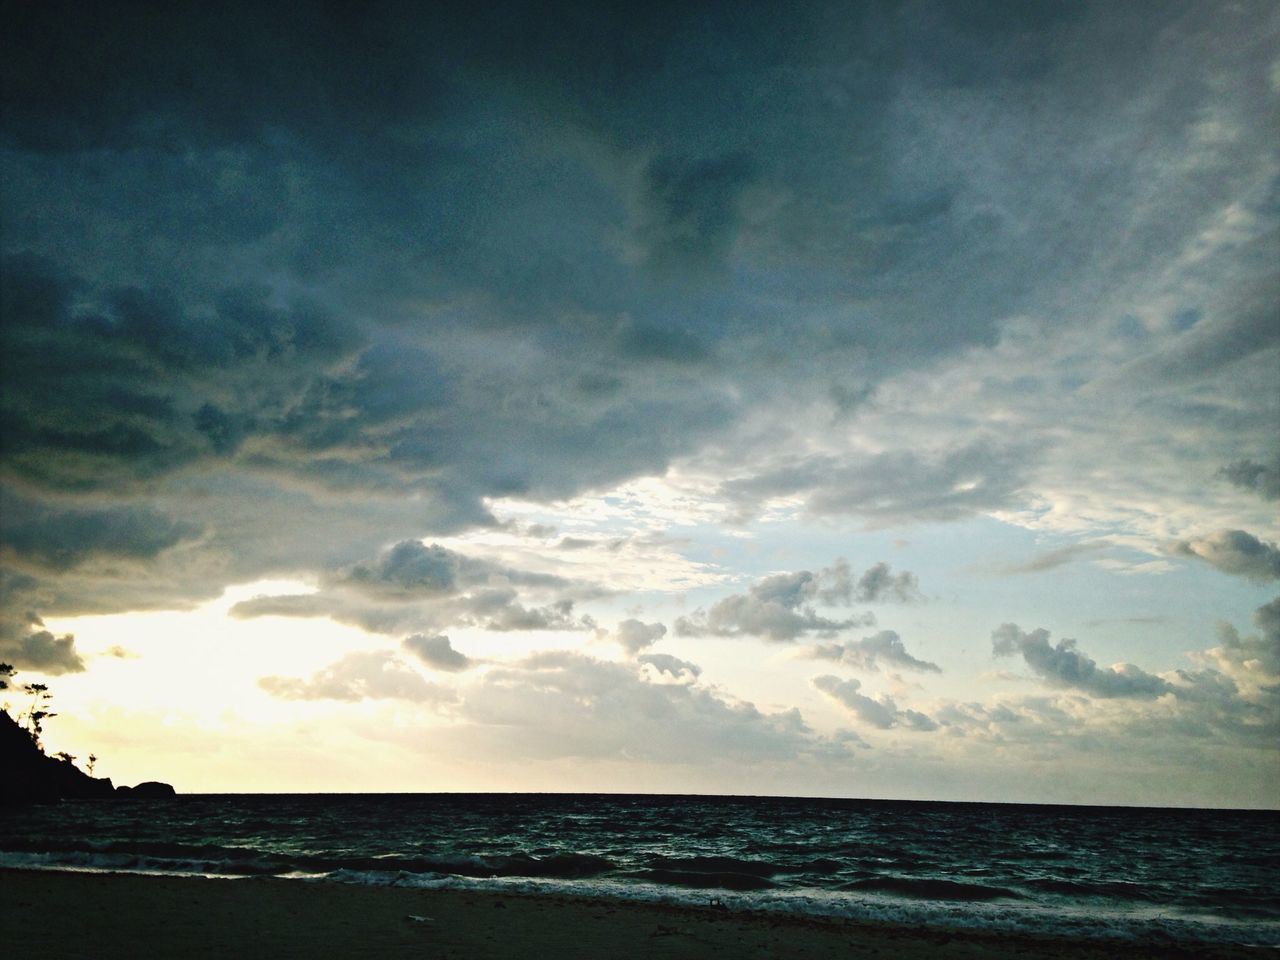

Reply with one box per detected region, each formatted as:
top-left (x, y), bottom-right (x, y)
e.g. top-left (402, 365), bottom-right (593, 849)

top-left (0, 845), bottom-right (617, 882)
top-left (644, 855), bottom-right (777, 877)
top-left (625, 868), bottom-right (777, 891)
top-left (841, 876), bottom-right (1023, 901)
top-left (5, 852), bottom-right (1277, 947)
top-left (286, 868), bottom-right (1280, 948)
top-left (1023, 877), bottom-right (1167, 902)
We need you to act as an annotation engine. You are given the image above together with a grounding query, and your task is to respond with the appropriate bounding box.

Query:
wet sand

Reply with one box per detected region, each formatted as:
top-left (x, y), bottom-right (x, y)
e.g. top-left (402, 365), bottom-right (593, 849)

top-left (0, 868), bottom-right (1264, 959)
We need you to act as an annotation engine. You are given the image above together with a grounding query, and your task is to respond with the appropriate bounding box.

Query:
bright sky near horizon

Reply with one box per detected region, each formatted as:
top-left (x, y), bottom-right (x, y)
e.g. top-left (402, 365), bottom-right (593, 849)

top-left (1, 1), bottom-right (1277, 806)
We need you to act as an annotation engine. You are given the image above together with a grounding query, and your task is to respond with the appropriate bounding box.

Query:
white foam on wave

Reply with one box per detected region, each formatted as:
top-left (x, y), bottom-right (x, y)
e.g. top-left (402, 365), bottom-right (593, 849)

top-left (4, 848), bottom-right (1276, 948)
top-left (0, 849), bottom-right (265, 880)
top-left (303, 868), bottom-right (1280, 948)
top-left (0, 855), bottom-right (247, 885)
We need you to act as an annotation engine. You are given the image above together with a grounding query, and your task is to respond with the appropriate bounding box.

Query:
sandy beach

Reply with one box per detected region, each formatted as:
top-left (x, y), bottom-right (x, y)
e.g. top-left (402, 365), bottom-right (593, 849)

top-left (0, 868), bottom-right (1265, 960)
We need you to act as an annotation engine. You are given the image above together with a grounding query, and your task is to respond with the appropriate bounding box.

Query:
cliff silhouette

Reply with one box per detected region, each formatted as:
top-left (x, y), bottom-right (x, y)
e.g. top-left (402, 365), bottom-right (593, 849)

top-left (0, 707), bottom-right (113, 803)
top-left (0, 707), bottom-right (175, 805)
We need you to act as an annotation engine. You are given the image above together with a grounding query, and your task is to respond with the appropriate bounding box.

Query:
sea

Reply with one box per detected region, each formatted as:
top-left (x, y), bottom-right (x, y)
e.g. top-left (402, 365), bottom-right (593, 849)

top-left (2, 793), bottom-right (1277, 947)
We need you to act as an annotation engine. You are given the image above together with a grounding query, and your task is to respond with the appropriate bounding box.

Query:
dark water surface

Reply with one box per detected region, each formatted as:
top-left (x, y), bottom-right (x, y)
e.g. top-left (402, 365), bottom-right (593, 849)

top-left (3, 794), bottom-right (1277, 945)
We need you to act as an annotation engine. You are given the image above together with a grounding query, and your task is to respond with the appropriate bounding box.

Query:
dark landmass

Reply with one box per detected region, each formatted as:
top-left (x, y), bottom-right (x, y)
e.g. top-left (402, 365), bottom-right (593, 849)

top-left (115, 781), bottom-right (178, 799)
top-left (0, 709), bottom-right (173, 804)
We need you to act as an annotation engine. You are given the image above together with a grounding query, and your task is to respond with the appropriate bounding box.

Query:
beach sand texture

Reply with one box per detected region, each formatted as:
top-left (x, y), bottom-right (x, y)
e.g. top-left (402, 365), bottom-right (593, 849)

top-left (0, 869), bottom-right (1263, 959)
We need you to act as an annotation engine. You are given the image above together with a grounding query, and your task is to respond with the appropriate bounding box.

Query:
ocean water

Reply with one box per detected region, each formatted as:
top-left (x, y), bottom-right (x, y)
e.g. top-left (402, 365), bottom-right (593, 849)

top-left (3, 794), bottom-right (1277, 946)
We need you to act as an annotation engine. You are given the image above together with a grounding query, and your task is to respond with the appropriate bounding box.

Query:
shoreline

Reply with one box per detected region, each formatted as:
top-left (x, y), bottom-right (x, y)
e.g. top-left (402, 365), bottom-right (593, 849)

top-left (0, 868), bottom-right (1267, 959)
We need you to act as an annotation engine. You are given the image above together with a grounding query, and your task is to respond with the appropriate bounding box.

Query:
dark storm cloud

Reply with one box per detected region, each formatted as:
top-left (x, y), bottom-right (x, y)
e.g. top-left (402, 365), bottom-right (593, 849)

top-left (2, 0), bottom-right (1277, 640)
top-left (991, 624), bottom-right (1172, 699)
top-left (631, 153), bottom-right (755, 276)
top-left (1219, 454), bottom-right (1280, 501)
top-left (812, 675), bottom-right (938, 731)
top-left (807, 630), bottom-right (940, 673)
top-left (0, 492), bottom-right (199, 571)
top-left (0, 253), bottom-right (362, 493)
top-left (1169, 530), bottom-right (1280, 583)
top-left (402, 634), bottom-right (474, 673)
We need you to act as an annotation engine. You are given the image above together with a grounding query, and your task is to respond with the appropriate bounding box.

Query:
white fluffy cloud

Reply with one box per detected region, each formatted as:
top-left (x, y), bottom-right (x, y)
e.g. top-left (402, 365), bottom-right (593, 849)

top-left (806, 630), bottom-right (940, 674)
top-left (613, 619), bottom-right (667, 655)
top-left (675, 561), bottom-right (917, 643)
top-left (259, 651), bottom-right (454, 704)
top-left (992, 624), bottom-right (1173, 699)
top-left (403, 634), bottom-right (474, 673)
top-left (813, 675), bottom-right (939, 731)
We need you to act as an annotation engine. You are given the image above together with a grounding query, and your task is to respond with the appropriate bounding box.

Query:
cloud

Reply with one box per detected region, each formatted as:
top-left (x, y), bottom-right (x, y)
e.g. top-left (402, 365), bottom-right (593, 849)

top-left (674, 560), bottom-right (916, 643)
top-left (402, 634), bottom-right (473, 673)
top-left (339, 540), bottom-right (572, 599)
top-left (636, 653), bottom-right (701, 679)
top-left (812, 675), bottom-right (938, 731)
top-left (932, 700), bottom-right (1038, 737)
top-left (1169, 529), bottom-right (1280, 583)
top-left (614, 619), bottom-right (667, 655)
top-left (816, 560), bottom-right (924, 604)
top-left (991, 624), bottom-right (1172, 699)
top-left (0, 492), bottom-right (200, 571)
top-left (1219, 454), bottom-right (1280, 501)
top-left (807, 630), bottom-right (941, 673)
top-left (998, 540), bottom-right (1113, 574)
top-left (928, 602), bottom-right (1280, 759)
top-left (720, 440), bottom-right (1039, 526)
top-left (230, 586), bottom-right (594, 638)
top-left (0, 254), bottom-right (362, 494)
top-left (460, 651), bottom-right (855, 763)
top-left (630, 153), bottom-right (755, 276)
top-left (480, 597), bottom-right (590, 632)
top-left (259, 650), bottom-right (454, 703)
top-left (675, 590), bottom-right (873, 644)
top-left (1190, 596), bottom-right (1280, 689)
top-left (0, 2), bottom-right (1272, 623)
top-left (958, 600), bottom-right (1280, 754)
top-left (0, 612), bottom-right (85, 675)
top-left (229, 539), bottom-right (598, 636)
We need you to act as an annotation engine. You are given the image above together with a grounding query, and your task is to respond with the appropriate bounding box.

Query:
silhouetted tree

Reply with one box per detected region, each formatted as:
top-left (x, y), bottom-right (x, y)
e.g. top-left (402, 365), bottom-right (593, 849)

top-left (3, 669), bottom-right (99, 778)
top-left (21, 682), bottom-right (55, 750)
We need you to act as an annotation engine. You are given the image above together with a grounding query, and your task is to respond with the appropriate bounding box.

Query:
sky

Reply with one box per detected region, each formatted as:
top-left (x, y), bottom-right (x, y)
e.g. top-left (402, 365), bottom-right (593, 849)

top-left (1, 0), bottom-right (1277, 807)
